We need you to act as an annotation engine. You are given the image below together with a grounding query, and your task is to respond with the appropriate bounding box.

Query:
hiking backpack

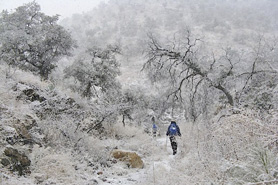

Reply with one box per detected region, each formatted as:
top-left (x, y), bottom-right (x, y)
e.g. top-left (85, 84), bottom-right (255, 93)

top-left (153, 123), bottom-right (157, 132)
top-left (169, 124), bottom-right (177, 135)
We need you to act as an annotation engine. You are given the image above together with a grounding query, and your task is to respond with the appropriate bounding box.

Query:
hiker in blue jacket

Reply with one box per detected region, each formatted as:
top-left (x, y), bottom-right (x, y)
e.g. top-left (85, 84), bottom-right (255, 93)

top-left (152, 123), bottom-right (158, 137)
top-left (166, 121), bottom-right (181, 155)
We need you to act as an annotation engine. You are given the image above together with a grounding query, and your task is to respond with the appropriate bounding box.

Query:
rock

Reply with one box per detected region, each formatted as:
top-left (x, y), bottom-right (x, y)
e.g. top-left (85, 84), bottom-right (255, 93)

top-left (33, 173), bottom-right (47, 184)
top-left (15, 123), bottom-right (33, 144)
top-left (12, 116), bottom-right (43, 146)
top-left (111, 150), bottom-right (144, 168)
top-left (4, 147), bottom-right (31, 166)
top-left (1, 158), bottom-right (11, 166)
top-left (14, 82), bottom-right (46, 103)
top-left (1, 118), bottom-right (42, 146)
top-left (97, 171), bottom-right (103, 175)
top-left (2, 126), bottom-right (18, 145)
top-left (3, 147), bottom-right (31, 175)
top-left (22, 89), bottom-right (46, 102)
top-left (2, 126), bottom-right (16, 134)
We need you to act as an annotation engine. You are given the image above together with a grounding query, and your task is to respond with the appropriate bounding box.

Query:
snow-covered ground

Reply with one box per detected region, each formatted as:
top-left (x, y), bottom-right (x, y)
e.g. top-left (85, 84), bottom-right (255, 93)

top-left (1, 125), bottom-right (188, 185)
top-left (1, 70), bottom-right (277, 185)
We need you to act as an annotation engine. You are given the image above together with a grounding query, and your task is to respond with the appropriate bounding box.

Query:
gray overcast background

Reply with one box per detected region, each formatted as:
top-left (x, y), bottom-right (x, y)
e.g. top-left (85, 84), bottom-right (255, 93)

top-left (0, 0), bottom-right (107, 19)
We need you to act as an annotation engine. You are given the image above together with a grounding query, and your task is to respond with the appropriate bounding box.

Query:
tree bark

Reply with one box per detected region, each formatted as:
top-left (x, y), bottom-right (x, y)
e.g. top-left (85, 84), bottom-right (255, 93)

top-left (214, 83), bottom-right (234, 106)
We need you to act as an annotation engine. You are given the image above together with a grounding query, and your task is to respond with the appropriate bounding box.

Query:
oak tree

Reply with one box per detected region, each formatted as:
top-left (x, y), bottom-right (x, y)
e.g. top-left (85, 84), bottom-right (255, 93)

top-left (0, 2), bottom-right (76, 80)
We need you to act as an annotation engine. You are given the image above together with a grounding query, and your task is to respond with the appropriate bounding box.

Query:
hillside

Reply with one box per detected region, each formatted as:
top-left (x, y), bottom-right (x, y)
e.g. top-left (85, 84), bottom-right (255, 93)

top-left (1, 0), bottom-right (278, 184)
top-left (1, 66), bottom-right (278, 184)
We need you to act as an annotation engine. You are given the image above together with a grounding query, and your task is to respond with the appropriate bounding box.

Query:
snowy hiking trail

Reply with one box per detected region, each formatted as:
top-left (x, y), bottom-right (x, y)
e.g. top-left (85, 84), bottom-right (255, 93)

top-left (99, 134), bottom-right (188, 185)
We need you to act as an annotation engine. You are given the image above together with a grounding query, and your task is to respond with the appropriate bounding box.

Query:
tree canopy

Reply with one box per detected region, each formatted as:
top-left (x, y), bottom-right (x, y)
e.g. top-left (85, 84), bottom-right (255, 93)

top-left (64, 45), bottom-right (122, 101)
top-left (0, 1), bottom-right (76, 80)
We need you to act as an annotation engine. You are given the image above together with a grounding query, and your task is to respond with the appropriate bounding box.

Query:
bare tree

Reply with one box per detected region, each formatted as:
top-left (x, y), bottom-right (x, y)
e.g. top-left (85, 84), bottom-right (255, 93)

top-left (143, 32), bottom-right (278, 119)
top-left (143, 31), bottom-right (235, 114)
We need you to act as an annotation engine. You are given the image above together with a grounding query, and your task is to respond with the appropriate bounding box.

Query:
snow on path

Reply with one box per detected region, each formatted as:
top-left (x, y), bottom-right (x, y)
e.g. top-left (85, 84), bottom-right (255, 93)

top-left (98, 135), bottom-right (185, 185)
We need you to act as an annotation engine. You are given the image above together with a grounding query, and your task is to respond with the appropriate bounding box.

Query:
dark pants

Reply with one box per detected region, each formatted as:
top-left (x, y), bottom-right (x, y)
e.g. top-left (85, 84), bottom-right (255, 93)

top-left (169, 136), bottom-right (177, 155)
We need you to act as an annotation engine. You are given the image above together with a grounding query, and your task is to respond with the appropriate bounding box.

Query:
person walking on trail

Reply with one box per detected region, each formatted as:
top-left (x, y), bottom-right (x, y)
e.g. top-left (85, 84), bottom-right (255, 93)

top-left (152, 123), bottom-right (158, 137)
top-left (166, 121), bottom-right (181, 155)
top-left (151, 116), bottom-right (158, 137)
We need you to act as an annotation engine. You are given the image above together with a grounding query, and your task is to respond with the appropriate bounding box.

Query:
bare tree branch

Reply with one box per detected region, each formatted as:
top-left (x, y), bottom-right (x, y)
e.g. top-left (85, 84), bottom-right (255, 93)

top-left (143, 32), bottom-right (235, 106)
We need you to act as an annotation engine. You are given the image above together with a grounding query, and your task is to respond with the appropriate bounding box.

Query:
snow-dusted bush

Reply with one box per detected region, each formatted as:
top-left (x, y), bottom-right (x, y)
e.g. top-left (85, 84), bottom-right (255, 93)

top-left (183, 109), bottom-right (278, 184)
top-left (64, 45), bottom-right (121, 99)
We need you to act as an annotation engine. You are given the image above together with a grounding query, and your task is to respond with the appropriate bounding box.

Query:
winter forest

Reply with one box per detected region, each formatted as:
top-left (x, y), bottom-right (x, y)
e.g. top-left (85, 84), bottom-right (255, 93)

top-left (1, 0), bottom-right (278, 184)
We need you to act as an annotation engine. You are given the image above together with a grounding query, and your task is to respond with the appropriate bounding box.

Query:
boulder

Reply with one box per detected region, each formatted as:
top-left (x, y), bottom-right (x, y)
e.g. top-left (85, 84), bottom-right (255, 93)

top-left (111, 150), bottom-right (144, 168)
top-left (2, 147), bottom-right (31, 175)
top-left (14, 82), bottom-right (46, 103)
top-left (15, 123), bottom-right (33, 144)
top-left (25, 88), bottom-right (46, 102)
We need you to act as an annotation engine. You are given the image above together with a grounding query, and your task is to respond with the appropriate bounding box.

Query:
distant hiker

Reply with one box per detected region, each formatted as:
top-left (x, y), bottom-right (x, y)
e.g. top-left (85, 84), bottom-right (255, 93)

top-left (151, 116), bottom-right (155, 123)
top-left (151, 116), bottom-right (158, 137)
top-left (152, 123), bottom-right (158, 137)
top-left (166, 121), bottom-right (181, 155)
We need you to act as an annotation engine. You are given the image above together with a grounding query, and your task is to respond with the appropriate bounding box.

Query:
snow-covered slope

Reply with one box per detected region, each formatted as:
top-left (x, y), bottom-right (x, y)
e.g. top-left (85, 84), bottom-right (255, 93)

top-left (1, 0), bottom-right (278, 184)
top-left (1, 68), bottom-right (277, 184)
